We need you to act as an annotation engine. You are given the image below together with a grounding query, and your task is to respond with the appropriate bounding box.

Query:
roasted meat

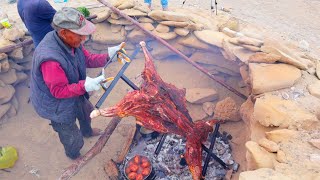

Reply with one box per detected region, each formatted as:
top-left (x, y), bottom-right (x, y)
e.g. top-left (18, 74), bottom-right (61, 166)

top-left (91, 41), bottom-right (218, 180)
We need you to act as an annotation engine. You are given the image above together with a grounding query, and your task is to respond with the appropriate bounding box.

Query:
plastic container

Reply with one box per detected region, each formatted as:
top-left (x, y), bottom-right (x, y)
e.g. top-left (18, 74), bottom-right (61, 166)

top-left (0, 18), bottom-right (12, 29)
top-left (0, 146), bottom-right (18, 169)
top-left (54, 0), bottom-right (68, 3)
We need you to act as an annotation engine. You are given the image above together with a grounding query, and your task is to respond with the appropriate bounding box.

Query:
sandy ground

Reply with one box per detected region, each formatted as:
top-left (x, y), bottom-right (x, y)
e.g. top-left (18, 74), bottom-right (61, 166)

top-left (0, 0), bottom-right (319, 180)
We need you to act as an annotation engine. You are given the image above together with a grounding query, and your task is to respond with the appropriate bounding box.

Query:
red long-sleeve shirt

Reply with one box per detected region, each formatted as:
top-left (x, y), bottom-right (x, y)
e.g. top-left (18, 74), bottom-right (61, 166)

top-left (40, 46), bottom-right (108, 99)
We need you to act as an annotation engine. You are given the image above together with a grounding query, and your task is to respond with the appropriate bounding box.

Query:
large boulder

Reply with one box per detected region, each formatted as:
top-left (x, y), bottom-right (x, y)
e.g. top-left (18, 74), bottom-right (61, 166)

top-left (245, 141), bottom-right (275, 169)
top-left (249, 63), bottom-right (301, 94)
top-left (307, 81), bottom-right (320, 99)
top-left (185, 88), bottom-right (218, 104)
top-left (91, 23), bottom-right (126, 44)
top-left (148, 10), bottom-right (190, 22)
top-left (213, 97), bottom-right (241, 121)
top-left (194, 30), bottom-right (230, 48)
top-left (89, 7), bottom-right (112, 23)
top-left (2, 27), bottom-right (25, 41)
top-left (239, 168), bottom-right (291, 180)
top-left (254, 95), bottom-right (319, 130)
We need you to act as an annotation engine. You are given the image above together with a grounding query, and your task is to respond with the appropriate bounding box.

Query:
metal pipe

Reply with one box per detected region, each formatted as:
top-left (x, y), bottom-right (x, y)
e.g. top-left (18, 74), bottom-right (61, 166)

top-left (97, 0), bottom-right (247, 100)
top-left (154, 134), bottom-right (167, 156)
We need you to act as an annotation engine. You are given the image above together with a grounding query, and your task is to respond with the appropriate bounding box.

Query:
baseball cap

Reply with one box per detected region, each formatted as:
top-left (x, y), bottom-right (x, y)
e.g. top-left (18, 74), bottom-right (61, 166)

top-left (53, 7), bottom-right (96, 35)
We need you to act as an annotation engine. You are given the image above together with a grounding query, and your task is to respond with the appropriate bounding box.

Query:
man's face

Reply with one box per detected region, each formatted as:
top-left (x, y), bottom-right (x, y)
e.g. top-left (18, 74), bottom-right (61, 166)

top-left (59, 29), bottom-right (86, 48)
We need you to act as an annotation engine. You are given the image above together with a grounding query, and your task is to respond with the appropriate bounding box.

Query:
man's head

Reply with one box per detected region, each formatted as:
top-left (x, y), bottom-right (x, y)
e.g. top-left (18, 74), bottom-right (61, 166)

top-left (52, 7), bottom-right (96, 48)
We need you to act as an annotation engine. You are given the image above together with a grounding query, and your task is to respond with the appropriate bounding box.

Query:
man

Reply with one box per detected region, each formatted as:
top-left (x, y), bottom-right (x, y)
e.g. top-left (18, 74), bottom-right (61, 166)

top-left (17, 0), bottom-right (56, 47)
top-left (144, 0), bottom-right (168, 11)
top-left (30, 7), bottom-right (122, 159)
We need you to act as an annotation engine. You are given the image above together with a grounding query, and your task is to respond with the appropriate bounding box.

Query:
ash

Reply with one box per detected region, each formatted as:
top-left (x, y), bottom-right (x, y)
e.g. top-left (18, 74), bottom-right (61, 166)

top-left (120, 131), bottom-right (237, 180)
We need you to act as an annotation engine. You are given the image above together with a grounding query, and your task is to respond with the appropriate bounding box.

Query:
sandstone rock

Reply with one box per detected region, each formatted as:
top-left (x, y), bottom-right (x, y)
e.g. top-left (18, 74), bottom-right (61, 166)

top-left (307, 81), bottom-right (320, 99)
top-left (190, 51), bottom-right (240, 73)
top-left (117, 0), bottom-right (135, 10)
top-left (186, 88), bottom-right (218, 104)
top-left (0, 85), bottom-right (15, 105)
top-left (108, 18), bottom-right (133, 25)
top-left (309, 139), bottom-right (320, 150)
top-left (0, 103), bottom-right (11, 120)
top-left (194, 30), bottom-right (229, 48)
top-left (90, 7), bottom-right (112, 23)
top-left (0, 58), bottom-right (10, 73)
top-left (92, 23), bottom-right (126, 44)
top-left (316, 63), bottom-right (320, 80)
top-left (121, 8), bottom-right (147, 16)
top-left (213, 97), bottom-right (241, 121)
top-left (233, 46), bottom-right (256, 63)
top-left (187, 103), bottom-right (208, 121)
top-left (237, 36), bottom-right (264, 47)
top-left (110, 24), bottom-right (122, 33)
top-left (152, 31), bottom-right (177, 40)
top-left (110, 12), bottom-right (120, 20)
top-left (133, 3), bottom-right (151, 14)
top-left (127, 28), bottom-right (152, 43)
top-left (104, 160), bottom-right (119, 180)
top-left (261, 40), bottom-right (314, 70)
top-left (174, 28), bottom-right (189, 36)
top-left (245, 141), bottom-right (275, 168)
top-left (222, 27), bottom-right (244, 38)
top-left (138, 17), bottom-right (154, 23)
top-left (3, 27), bottom-right (25, 41)
top-left (14, 72), bottom-right (28, 85)
top-left (217, 17), bottom-right (239, 32)
top-left (221, 40), bottom-right (237, 61)
top-left (0, 69), bottom-right (17, 85)
top-left (155, 24), bottom-right (170, 33)
top-left (148, 10), bottom-right (190, 22)
top-left (112, 0), bottom-right (126, 7)
top-left (276, 150), bottom-right (287, 163)
top-left (239, 168), bottom-right (291, 180)
top-left (141, 23), bottom-right (154, 31)
top-left (248, 52), bottom-right (281, 63)
top-left (177, 33), bottom-right (215, 50)
top-left (186, 23), bottom-right (205, 31)
top-left (265, 129), bottom-right (298, 143)
top-left (159, 21), bottom-right (189, 28)
top-left (124, 25), bottom-right (135, 31)
top-left (202, 102), bottom-right (215, 116)
top-left (254, 95), bottom-right (319, 129)
top-left (258, 138), bottom-right (279, 153)
top-left (249, 63), bottom-right (301, 94)
top-left (241, 44), bottom-right (261, 52)
top-left (239, 65), bottom-right (250, 84)
top-left (8, 48), bottom-right (24, 61)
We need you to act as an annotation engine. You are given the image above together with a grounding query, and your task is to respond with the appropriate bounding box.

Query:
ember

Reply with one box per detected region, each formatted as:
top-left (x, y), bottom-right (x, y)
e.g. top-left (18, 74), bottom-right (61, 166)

top-left (91, 41), bottom-right (220, 180)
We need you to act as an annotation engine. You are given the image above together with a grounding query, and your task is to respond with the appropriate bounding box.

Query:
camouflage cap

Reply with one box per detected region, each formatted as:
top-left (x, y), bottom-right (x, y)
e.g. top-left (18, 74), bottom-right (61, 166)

top-left (53, 7), bottom-right (95, 35)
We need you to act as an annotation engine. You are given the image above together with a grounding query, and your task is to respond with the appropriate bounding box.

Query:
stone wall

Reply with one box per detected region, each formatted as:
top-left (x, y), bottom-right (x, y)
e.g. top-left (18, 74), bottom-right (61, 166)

top-left (0, 12), bottom-right (33, 121)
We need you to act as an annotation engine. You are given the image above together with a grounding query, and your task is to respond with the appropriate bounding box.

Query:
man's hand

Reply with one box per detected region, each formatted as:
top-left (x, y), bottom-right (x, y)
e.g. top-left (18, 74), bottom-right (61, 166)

top-left (84, 75), bottom-right (105, 92)
top-left (108, 42), bottom-right (125, 62)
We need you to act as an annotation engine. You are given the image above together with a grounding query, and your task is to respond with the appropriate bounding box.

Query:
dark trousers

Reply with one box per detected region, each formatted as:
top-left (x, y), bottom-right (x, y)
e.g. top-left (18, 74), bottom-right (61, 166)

top-left (51, 96), bottom-right (94, 159)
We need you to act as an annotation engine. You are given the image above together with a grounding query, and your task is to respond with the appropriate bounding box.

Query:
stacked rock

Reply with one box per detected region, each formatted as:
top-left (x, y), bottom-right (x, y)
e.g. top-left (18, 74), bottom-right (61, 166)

top-left (0, 13), bottom-right (33, 121)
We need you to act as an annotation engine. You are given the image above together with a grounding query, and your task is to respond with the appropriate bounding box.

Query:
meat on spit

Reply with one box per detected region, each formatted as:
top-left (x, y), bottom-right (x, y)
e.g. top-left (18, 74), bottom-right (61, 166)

top-left (90, 41), bottom-right (218, 180)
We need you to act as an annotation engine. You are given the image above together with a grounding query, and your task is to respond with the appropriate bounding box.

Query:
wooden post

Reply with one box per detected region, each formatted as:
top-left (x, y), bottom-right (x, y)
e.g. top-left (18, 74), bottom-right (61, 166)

top-left (59, 117), bottom-right (121, 180)
top-left (97, 0), bottom-right (247, 100)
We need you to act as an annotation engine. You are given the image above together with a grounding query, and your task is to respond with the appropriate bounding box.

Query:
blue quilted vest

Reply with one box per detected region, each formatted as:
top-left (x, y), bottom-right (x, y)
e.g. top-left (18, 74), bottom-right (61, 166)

top-left (30, 31), bottom-right (87, 123)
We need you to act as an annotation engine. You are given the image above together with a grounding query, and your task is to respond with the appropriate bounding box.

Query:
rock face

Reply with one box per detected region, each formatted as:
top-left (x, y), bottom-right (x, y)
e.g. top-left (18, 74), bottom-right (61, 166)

top-left (194, 30), bottom-right (229, 48)
top-left (254, 95), bottom-right (319, 130)
top-left (307, 81), bottom-right (320, 99)
top-left (213, 97), bottom-right (241, 121)
top-left (249, 63), bottom-right (301, 94)
top-left (245, 141), bottom-right (275, 169)
top-left (239, 168), bottom-right (291, 180)
top-left (185, 88), bottom-right (218, 104)
top-left (92, 23), bottom-right (126, 44)
top-left (258, 138), bottom-right (279, 153)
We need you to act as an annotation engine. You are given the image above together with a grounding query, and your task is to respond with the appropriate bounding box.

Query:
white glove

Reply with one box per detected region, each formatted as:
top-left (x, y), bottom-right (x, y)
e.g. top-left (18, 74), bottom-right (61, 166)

top-left (108, 43), bottom-right (123, 62)
top-left (84, 75), bottom-right (105, 92)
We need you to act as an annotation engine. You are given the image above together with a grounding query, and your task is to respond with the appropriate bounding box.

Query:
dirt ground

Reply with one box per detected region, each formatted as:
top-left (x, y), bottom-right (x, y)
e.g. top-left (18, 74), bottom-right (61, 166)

top-left (0, 0), bottom-right (319, 180)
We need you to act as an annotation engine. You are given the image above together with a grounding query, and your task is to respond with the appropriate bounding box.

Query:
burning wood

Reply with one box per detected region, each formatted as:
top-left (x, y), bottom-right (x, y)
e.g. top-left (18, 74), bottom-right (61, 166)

top-left (91, 41), bottom-right (218, 180)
